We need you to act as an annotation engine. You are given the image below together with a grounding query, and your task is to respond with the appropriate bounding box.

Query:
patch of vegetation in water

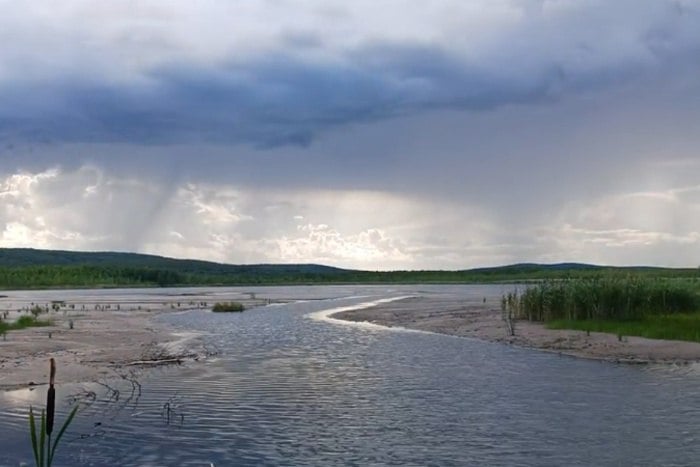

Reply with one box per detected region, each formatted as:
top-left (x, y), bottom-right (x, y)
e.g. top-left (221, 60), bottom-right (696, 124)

top-left (211, 302), bottom-right (245, 312)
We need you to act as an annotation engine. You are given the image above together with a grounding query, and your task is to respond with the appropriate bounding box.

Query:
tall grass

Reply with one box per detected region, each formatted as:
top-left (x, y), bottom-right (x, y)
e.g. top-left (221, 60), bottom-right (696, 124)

top-left (506, 277), bottom-right (700, 322)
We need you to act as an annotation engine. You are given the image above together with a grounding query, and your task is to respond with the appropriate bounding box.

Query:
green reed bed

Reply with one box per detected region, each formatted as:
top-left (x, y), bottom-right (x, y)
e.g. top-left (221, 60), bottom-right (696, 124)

top-left (507, 277), bottom-right (700, 321)
top-left (502, 277), bottom-right (700, 342)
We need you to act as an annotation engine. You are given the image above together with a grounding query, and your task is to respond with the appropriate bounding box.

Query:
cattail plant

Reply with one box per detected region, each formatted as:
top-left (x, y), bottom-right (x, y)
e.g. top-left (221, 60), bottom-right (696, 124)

top-left (29, 358), bottom-right (78, 467)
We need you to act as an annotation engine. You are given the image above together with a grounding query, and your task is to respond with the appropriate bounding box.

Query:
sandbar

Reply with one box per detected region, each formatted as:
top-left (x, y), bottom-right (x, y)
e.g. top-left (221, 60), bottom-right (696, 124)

top-left (332, 295), bottom-right (700, 364)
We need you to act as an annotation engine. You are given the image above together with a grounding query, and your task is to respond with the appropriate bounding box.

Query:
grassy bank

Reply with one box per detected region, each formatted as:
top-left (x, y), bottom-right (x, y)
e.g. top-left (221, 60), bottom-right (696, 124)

top-left (547, 314), bottom-right (700, 343)
top-left (504, 277), bottom-right (700, 342)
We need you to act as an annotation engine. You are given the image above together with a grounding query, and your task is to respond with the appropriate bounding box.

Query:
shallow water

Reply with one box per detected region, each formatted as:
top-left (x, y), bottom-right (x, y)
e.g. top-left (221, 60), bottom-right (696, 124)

top-left (2, 284), bottom-right (700, 466)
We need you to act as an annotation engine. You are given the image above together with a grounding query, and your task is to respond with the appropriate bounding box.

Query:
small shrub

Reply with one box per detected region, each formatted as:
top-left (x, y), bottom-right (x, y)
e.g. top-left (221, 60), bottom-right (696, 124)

top-left (212, 302), bottom-right (245, 313)
top-left (30, 306), bottom-right (45, 320)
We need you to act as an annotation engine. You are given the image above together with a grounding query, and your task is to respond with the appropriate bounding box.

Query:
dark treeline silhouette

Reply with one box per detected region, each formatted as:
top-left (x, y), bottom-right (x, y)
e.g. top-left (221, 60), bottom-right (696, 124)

top-left (0, 248), bottom-right (698, 289)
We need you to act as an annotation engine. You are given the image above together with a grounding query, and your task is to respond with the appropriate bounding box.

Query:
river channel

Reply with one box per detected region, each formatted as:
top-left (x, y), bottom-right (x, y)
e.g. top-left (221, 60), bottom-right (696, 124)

top-left (1, 285), bottom-right (699, 466)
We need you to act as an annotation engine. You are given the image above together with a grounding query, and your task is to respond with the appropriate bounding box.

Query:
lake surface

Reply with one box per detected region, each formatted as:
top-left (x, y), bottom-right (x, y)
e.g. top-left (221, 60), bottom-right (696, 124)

top-left (2, 284), bottom-right (700, 466)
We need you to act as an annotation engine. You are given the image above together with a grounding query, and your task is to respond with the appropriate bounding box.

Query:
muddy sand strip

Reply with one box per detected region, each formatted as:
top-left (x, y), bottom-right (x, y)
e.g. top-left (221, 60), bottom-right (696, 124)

top-left (332, 295), bottom-right (700, 364)
top-left (0, 295), bottom-right (268, 391)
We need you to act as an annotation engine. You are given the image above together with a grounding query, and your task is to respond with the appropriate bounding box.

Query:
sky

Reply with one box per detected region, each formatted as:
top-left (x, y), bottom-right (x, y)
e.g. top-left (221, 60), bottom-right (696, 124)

top-left (1, 0), bottom-right (700, 270)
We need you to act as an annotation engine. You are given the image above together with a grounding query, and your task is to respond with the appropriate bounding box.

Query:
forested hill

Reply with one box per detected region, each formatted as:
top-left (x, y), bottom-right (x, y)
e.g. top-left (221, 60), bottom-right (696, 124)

top-left (0, 248), bottom-right (349, 288)
top-left (0, 248), bottom-right (697, 289)
top-left (0, 248), bottom-right (345, 274)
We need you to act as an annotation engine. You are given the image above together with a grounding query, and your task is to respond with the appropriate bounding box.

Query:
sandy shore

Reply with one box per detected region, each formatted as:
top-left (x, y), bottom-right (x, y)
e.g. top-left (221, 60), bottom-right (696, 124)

top-left (0, 293), bottom-right (267, 391)
top-left (332, 295), bottom-right (700, 364)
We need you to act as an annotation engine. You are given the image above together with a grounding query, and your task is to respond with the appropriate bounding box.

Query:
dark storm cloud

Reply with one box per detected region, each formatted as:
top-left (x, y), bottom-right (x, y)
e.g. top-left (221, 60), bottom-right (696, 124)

top-left (1, 56), bottom-right (402, 145)
top-left (1, 49), bottom-right (494, 145)
top-left (1, 0), bottom-right (699, 147)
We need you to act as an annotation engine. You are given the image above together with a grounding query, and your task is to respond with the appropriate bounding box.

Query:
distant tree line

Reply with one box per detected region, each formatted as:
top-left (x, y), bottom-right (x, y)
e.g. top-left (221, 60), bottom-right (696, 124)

top-left (0, 262), bottom-right (698, 289)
